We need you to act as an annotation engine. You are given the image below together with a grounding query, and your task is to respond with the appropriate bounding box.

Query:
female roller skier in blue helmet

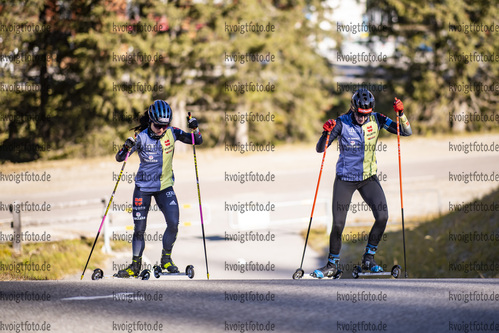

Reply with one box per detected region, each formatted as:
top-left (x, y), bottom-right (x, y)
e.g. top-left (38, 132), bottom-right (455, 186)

top-left (114, 100), bottom-right (202, 278)
top-left (312, 89), bottom-right (412, 278)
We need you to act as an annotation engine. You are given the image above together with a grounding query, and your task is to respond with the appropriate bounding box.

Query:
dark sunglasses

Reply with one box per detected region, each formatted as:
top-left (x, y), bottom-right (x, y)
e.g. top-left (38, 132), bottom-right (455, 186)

top-left (152, 122), bottom-right (168, 129)
top-left (355, 112), bottom-right (370, 119)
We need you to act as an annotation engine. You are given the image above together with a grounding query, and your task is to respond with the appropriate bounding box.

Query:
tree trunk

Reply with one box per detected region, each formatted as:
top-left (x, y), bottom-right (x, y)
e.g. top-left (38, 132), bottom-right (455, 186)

top-left (451, 102), bottom-right (467, 133)
top-left (173, 98), bottom-right (188, 153)
top-left (235, 103), bottom-right (249, 145)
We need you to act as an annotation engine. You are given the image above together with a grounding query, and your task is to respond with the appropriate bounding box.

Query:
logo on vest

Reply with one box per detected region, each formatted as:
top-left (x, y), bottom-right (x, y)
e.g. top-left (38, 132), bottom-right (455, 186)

top-left (146, 155), bottom-right (158, 162)
top-left (145, 144), bottom-right (156, 152)
top-left (134, 211), bottom-right (146, 220)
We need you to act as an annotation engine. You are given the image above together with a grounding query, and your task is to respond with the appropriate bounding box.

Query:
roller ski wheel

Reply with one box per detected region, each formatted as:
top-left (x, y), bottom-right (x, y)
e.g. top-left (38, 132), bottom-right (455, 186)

top-left (292, 268), bottom-right (304, 280)
top-left (352, 265), bottom-right (362, 279)
top-left (139, 269), bottom-right (151, 280)
top-left (391, 265), bottom-right (402, 278)
top-left (153, 265), bottom-right (162, 279)
top-left (186, 265), bottom-right (195, 279)
top-left (91, 268), bottom-right (104, 280)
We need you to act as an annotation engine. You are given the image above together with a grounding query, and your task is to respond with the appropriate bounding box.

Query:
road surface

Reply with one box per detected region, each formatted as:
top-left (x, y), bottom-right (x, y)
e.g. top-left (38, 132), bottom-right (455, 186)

top-left (1, 279), bottom-right (498, 332)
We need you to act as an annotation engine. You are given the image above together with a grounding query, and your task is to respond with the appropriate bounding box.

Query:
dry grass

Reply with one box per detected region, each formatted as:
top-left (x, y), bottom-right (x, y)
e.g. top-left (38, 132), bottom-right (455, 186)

top-left (0, 238), bottom-right (114, 280)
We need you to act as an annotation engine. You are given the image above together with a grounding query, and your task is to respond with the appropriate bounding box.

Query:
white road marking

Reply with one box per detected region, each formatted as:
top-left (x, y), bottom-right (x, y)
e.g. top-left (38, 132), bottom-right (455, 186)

top-left (61, 292), bottom-right (134, 301)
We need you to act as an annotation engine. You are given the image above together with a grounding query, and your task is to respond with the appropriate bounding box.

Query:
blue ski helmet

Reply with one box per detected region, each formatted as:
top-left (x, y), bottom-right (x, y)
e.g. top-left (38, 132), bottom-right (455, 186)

top-left (148, 100), bottom-right (172, 125)
top-left (350, 88), bottom-right (375, 114)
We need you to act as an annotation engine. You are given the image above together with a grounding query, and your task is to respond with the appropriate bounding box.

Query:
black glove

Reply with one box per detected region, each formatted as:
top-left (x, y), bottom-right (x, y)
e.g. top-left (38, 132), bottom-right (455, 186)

top-left (124, 137), bottom-right (135, 150)
top-left (188, 117), bottom-right (199, 130)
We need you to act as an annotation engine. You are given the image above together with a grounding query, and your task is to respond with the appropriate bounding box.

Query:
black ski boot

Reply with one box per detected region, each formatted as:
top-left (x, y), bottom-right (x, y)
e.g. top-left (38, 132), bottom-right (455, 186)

top-left (362, 244), bottom-right (383, 272)
top-left (311, 253), bottom-right (340, 278)
top-left (160, 250), bottom-right (179, 273)
top-left (115, 256), bottom-right (142, 278)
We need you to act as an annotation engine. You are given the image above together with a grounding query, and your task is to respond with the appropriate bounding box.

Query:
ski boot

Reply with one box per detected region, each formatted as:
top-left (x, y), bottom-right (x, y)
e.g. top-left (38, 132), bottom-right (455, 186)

top-left (114, 256), bottom-right (142, 278)
top-left (311, 253), bottom-right (340, 279)
top-left (362, 244), bottom-right (383, 273)
top-left (160, 250), bottom-right (179, 273)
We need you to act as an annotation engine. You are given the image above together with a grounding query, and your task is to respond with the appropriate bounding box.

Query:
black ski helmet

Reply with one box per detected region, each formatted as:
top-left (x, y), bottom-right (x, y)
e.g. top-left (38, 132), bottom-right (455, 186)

top-left (350, 88), bottom-right (375, 114)
top-left (148, 100), bottom-right (172, 125)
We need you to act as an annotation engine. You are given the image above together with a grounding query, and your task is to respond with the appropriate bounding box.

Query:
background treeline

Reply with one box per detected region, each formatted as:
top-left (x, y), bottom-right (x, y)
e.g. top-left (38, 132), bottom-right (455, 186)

top-left (0, 0), bottom-right (497, 162)
top-left (363, 0), bottom-right (498, 134)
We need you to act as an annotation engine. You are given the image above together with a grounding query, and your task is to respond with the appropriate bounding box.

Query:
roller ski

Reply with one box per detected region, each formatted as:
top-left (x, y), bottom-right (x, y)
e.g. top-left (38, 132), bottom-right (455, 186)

top-left (152, 251), bottom-right (195, 279)
top-left (91, 256), bottom-right (151, 280)
top-left (293, 254), bottom-right (343, 280)
top-left (152, 264), bottom-right (195, 279)
top-left (91, 267), bottom-right (151, 280)
top-left (352, 245), bottom-right (401, 279)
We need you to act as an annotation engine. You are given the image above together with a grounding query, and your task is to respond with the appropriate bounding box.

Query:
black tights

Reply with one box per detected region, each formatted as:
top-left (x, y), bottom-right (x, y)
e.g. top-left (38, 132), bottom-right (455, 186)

top-left (131, 186), bottom-right (179, 257)
top-left (329, 175), bottom-right (388, 255)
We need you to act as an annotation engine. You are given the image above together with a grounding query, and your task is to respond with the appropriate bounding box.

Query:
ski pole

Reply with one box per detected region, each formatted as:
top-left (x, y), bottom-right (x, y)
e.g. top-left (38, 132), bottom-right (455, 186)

top-left (187, 112), bottom-right (210, 280)
top-left (293, 131), bottom-right (331, 279)
top-left (80, 143), bottom-right (132, 280)
top-left (395, 98), bottom-right (408, 278)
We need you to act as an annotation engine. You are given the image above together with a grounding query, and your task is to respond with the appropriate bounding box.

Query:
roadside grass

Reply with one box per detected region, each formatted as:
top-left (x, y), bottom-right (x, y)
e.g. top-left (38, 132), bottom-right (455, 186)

top-left (0, 238), bottom-right (129, 280)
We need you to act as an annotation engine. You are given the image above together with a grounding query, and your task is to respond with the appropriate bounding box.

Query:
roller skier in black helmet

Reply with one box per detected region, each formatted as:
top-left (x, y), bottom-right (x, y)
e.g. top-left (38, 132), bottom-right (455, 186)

top-left (114, 100), bottom-right (202, 278)
top-left (312, 89), bottom-right (412, 278)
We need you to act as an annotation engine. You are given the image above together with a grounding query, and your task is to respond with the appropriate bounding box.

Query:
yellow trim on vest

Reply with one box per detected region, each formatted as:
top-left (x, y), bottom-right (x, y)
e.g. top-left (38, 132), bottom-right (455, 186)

top-left (160, 128), bottom-right (175, 190)
top-left (362, 115), bottom-right (379, 180)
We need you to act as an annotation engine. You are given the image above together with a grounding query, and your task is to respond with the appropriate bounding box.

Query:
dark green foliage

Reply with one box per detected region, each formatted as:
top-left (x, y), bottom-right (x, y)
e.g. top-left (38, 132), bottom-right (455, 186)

top-left (366, 0), bottom-right (499, 134)
top-left (0, 0), bottom-right (335, 161)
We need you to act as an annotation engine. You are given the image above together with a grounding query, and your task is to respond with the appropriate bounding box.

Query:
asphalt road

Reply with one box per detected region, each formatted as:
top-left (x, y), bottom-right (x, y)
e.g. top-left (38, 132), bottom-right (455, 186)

top-left (1, 279), bottom-right (498, 332)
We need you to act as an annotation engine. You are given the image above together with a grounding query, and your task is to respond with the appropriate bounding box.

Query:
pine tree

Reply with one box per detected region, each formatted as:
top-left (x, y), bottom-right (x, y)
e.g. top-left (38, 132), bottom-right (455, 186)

top-left (366, 0), bottom-right (499, 133)
top-left (0, 0), bottom-right (336, 161)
